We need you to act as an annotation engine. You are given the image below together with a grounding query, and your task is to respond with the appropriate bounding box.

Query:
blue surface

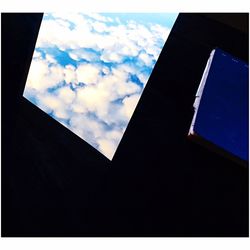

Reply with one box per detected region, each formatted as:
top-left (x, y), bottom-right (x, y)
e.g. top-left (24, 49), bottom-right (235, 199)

top-left (194, 48), bottom-right (249, 162)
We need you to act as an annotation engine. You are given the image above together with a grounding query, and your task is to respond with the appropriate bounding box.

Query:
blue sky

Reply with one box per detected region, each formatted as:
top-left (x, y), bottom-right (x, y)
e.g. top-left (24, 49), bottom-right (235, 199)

top-left (23, 12), bottom-right (178, 160)
top-left (101, 13), bottom-right (178, 27)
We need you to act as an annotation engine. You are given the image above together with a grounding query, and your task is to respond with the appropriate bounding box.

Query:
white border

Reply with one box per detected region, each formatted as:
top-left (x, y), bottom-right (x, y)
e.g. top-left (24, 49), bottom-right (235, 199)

top-left (0, 0), bottom-right (250, 12)
top-left (0, 238), bottom-right (250, 250)
top-left (1, 0), bottom-right (250, 249)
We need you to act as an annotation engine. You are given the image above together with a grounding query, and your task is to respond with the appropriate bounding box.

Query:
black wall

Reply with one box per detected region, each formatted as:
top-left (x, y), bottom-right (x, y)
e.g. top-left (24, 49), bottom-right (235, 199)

top-left (1, 13), bottom-right (249, 236)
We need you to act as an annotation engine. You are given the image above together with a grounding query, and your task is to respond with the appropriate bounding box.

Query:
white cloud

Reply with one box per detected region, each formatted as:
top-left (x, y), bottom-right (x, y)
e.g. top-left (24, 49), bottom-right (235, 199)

top-left (97, 139), bottom-right (116, 160)
top-left (64, 65), bottom-right (77, 84)
top-left (24, 12), bottom-right (175, 160)
top-left (151, 24), bottom-right (170, 42)
top-left (76, 85), bottom-right (110, 117)
top-left (102, 66), bottom-right (110, 75)
top-left (57, 86), bottom-right (75, 104)
top-left (69, 113), bottom-right (105, 145)
top-left (85, 13), bottom-right (113, 23)
top-left (106, 129), bottom-right (123, 142)
top-left (54, 108), bottom-right (70, 119)
top-left (76, 63), bottom-right (100, 85)
top-left (68, 49), bottom-right (98, 62)
top-left (52, 13), bottom-right (89, 30)
top-left (37, 13), bottom-right (169, 64)
top-left (98, 129), bottom-right (124, 160)
top-left (100, 51), bottom-right (123, 63)
top-left (138, 52), bottom-right (153, 67)
top-left (36, 92), bottom-right (69, 120)
top-left (120, 94), bottom-right (141, 120)
top-left (96, 66), bottom-right (141, 101)
top-left (92, 21), bottom-right (108, 33)
top-left (119, 42), bottom-right (139, 57)
top-left (39, 94), bottom-right (62, 110)
top-left (137, 72), bottom-right (150, 86)
top-left (26, 59), bottom-right (48, 91)
top-left (71, 63), bottom-right (142, 127)
top-left (33, 50), bottom-right (42, 59)
top-left (37, 16), bottom-right (97, 51)
top-left (45, 54), bottom-right (56, 64)
top-left (26, 58), bottom-right (64, 92)
top-left (144, 45), bottom-right (161, 61)
top-left (115, 17), bottom-right (121, 24)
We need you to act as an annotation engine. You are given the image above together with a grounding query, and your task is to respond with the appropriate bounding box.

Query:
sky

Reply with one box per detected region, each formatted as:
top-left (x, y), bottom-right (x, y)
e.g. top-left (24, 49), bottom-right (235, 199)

top-left (23, 12), bottom-right (178, 160)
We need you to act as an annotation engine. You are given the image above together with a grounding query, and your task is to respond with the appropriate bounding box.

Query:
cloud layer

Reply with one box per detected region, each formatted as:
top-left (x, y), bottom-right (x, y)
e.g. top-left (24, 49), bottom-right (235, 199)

top-left (23, 13), bottom-right (177, 160)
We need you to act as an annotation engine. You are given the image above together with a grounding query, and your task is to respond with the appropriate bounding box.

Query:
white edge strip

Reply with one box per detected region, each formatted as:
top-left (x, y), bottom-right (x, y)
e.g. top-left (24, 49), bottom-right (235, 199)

top-left (188, 49), bottom-right (216, 135)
